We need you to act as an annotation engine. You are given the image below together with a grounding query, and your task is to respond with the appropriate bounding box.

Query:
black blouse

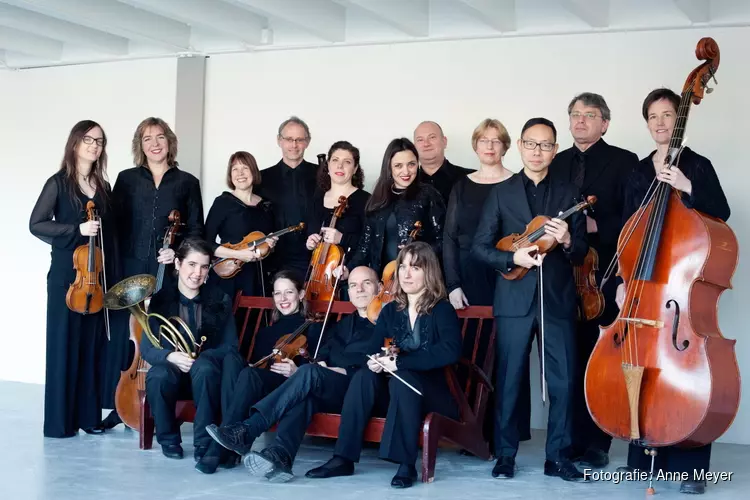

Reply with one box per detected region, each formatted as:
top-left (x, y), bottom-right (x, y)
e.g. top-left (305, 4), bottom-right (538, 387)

top-left (112, 165), bottom-right (204, 262)
top-left (204, 192), bottom-right (275, 252)
top-left (306, 189), bottom-right (370, 256)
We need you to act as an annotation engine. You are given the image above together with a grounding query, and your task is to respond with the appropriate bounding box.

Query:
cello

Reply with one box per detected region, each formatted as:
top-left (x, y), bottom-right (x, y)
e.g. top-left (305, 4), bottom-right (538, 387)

top-left (305, 196), bottom-right (347, 301)
top-left (66, 200), bottom-right (104, 315)
top-left (585, 38), bottom-right (740, 452)
top-left (114, 210), bottom-right (182, 430)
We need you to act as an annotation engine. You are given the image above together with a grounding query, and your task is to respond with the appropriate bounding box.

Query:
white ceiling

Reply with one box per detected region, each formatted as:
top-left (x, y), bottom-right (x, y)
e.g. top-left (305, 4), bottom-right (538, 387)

top-left (0, 0), bottom-right (747, 70)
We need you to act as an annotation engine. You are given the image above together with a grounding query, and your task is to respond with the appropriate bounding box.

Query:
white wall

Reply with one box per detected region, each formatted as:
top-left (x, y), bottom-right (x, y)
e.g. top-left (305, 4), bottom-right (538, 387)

top-left (0, 58), bottom-right (177, 385)
top-left (2, 26), bottom-right (748, 444)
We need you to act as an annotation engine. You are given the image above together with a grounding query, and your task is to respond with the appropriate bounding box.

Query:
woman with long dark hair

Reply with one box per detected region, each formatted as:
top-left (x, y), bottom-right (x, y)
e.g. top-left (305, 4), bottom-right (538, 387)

top-left (30, 120), bottom-right (117, 437)
top-left (342, 138), bottom-right (445, 278)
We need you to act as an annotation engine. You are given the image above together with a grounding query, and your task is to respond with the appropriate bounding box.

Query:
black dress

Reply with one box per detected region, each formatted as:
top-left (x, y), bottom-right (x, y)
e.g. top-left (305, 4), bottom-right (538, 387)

top-left (29, 171), bottom-right (117, 437)
top-left (306, 189), bottom-right (371, 257)
top-left (623, 148), bottom-right (730, 476)
top-left (205, 191), bottom-right (275, 298)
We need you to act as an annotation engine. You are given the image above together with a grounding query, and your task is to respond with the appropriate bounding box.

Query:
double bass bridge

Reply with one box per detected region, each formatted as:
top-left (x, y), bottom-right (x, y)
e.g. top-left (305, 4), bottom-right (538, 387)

top-left (618, 317), bottom-right (664, 328)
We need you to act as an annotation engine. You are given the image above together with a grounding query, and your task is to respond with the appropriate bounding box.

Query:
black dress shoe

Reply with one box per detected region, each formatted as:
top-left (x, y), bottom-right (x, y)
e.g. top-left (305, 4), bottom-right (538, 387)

top-left (680, 479), bottom-right (706, 495)
top-left (244, 447), bottom-right (294, 483)
top-left (305, 456), bottom-right (355, 478)
top-left (616, 465), bottom-right (634, 474)
top-left (82, 426), bottom-right (105, 435)
top-left (161, 444), bottom-right (184, 459)
top-left (205, 423), bottom-right (254, 456)
top-left (544, 459), bottom-right (587, 482)
top-left (99, 410), bottom-right (122, 430)
top-left (391, 464), bottom-right (418, 488)
top-left (492, 456), bottom-right (515, 479)
top-left (578, 448), bottom-right (609, 468)
top-left (194, 445), bottom-right (208, 462)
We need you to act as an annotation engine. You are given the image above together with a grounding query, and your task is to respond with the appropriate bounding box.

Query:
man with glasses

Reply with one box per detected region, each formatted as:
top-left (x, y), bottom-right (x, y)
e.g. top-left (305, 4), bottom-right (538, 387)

top-left (472, 118), bottom-right (588, 482)
top-left (258, 116), bottom-right (319, 279)
top-left (549, 93), bottom-right (639, 469)
top-left (413, 121), bottom-right (473, 203)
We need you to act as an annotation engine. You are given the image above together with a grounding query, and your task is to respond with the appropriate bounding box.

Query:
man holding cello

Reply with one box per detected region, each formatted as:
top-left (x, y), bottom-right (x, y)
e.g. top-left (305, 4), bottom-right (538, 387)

top-left (472, 118), bottom-right (588, 482)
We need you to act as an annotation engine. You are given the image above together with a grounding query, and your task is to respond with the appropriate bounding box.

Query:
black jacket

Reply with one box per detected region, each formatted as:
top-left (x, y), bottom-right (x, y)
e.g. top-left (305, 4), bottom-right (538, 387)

top-left (417, 158), bottom-right (474, 203)
top-left (471, 173), bottom-right (588, 319)
top-left (313, 313), bottom-right (376, 375)
top-left (348, 183), bottom-right (445, 274)
top-left (141, 283), bottom-right (237, 366)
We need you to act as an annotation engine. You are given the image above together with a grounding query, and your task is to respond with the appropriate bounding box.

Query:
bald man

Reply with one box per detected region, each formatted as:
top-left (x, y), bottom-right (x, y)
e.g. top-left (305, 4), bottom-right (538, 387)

top-left (414, 120), bottom-right (474, 202)
top-left (203, 266), bottom-right (381, 482)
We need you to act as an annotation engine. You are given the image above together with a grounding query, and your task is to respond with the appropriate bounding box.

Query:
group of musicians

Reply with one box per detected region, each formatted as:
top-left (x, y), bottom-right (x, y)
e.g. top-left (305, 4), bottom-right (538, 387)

top-left (30, 87), bottom-right (730, 494)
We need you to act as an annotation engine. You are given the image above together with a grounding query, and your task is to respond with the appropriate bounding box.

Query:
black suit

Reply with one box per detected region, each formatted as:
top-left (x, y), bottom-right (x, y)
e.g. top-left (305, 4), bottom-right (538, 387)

top-left (549, 139), bottom-right (638, 454)
top-left (471, 172), bottom-right (587, 462)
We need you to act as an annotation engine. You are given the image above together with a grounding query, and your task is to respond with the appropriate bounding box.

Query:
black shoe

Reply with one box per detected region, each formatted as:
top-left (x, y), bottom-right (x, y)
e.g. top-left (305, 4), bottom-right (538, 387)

top-left (194, 445), bottom-right (208, 462)
top-left (680, 479), bottom-right (706, 495)
top-left (391, 464), bottom-right (418, 488)
top-left (205, 423), bottom-right (254, 456)
top-left (161, 444), bottom-right (184, 459)
top-left (244, 447), bottom-right (294, 483)
top-left (492, 456), bottom-right (515, 479)
top-left (99, 410), bottom-right (122, 430)
top-left (195, 442), bottom-right (236, 474)
top-left (544, 459), bottom-right (587, 482)
top-left (615, 465), bottom-right (634, 474)
top-left (305, 456), bottom-right (355, 479)
top-left (578, 448), bottom-right (609, 468)
top-left (82, 426), bottom-right (105, 435)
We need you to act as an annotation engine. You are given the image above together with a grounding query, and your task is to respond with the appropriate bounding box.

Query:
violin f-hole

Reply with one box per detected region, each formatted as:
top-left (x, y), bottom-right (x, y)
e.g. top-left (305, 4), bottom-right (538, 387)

top-left (667, 299), bottom-right (688, 351)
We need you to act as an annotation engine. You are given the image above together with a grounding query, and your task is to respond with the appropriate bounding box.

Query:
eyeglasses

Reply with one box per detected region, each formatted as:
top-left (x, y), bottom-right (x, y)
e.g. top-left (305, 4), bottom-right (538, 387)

top-left (82, 135), bottom-right (105, 147)
top-left (280, 136), bottom-right (308, 145)
top-left (569, 111), bottom-right (601, 120)
top-left (477, 138), bottom-right (504, 148)
top-left (521, 140), bottom-right (555, 152)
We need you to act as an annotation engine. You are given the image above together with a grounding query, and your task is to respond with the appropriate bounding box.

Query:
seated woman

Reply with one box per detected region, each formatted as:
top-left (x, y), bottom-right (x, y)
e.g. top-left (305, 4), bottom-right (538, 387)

top-left (195, 269), bottom-right (310, 473)
top-left (142, 238), bottom-right (239, 461)
top-left (203, 266), bottom-right (382, 482)
top-left (306, 241), bottom-right (462, 488)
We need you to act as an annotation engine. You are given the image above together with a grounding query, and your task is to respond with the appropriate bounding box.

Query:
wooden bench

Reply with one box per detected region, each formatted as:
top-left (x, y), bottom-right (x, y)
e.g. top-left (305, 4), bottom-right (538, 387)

top-left (140, 295), bottom-right (497, 483)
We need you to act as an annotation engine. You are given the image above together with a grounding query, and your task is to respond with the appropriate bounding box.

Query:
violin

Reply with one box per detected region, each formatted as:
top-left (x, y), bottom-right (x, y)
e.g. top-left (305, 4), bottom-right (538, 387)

top-left (585, 38), bottom-right (740, 450)
top-left (305, 195), bottom-right (348, 301)
top-left (381, 337), bottom-right (399, 360)
top-left (253, 320), bottom-right (314, 369)
top-left (66, 200), bottom-right (104, 315)
top-left (575, 247), bottom-right (604, 321)
top-left (212, 223), bottom-right (305, 279)
top-left (114, 210), bottom-right (182, 431)
top-left (495, 196), bottom-right (596, 280)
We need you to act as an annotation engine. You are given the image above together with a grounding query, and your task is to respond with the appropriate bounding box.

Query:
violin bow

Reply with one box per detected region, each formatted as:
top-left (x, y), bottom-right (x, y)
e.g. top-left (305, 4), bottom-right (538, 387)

top-left (312, 246), bottom-right (350, 361)
top-left (96, 209), bottom-right (111, 341)
top-left (367, 354), bottom-right (423, 396)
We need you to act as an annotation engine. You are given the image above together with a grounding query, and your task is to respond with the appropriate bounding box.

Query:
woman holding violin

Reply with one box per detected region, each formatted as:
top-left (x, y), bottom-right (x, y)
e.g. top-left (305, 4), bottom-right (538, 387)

top-left (342, 138), bottom-right (445, 279)
top-left (196, 270), bottom-right (310, 473)
top-left (143, 238), bottom-right (239, 461)
top-left (306, 242), bottom-right (461, 489)
top-left (305, 141), bottom-right (370, 300)
top-left (29, 120), bottom-right (117, 438)
top-left (613, 88), bottom-right (731, 496)
top-left (205, 151), bottom-right (276, 298)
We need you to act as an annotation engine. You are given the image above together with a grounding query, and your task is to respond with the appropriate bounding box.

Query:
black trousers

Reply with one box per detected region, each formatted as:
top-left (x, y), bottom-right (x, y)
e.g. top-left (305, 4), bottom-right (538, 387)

top-left (220, 361), bottom-right (287, 424)
top-left (495, 308), bottom-right (576, 462)
top-left (44, 282), bottom-right (105, 438)
top-left (252, 363), bottom-right (351, 459)
top-left (627, 444), bottom-right (711, 475)
top-left (145, 349), bottom-right (224, 447)
top-left (334, 368), bottom-right (458, 466)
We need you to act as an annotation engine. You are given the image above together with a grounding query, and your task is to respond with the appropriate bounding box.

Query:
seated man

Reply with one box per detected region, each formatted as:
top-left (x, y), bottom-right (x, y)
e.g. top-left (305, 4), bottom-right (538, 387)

top-left (205, 266), bottom-right (381, 482)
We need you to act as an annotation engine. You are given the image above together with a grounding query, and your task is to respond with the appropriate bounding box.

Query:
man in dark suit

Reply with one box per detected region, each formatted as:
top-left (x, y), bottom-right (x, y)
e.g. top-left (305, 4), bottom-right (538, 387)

top-left (472, 118), bottom-right (588, 482)
top-left (413, 120), bottom-right (474, 203)
top-left (257, 116), bottom-right (319, 279)
top-left (549, 93), bottom-right (639, 468)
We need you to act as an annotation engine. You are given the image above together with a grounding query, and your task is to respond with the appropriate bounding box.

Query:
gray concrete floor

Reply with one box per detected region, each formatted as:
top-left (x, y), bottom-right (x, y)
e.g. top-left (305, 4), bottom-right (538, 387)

top-left (1, 380), bottom-right (747, 499)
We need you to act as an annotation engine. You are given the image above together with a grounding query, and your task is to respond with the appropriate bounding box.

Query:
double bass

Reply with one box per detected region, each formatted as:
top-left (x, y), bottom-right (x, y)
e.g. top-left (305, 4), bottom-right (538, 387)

top-left (585, 38), bottom-right (740, 450)
top-left (114, 210), bottom-right (182, 430)
top-left (66, 200), bottom-right (104, 315)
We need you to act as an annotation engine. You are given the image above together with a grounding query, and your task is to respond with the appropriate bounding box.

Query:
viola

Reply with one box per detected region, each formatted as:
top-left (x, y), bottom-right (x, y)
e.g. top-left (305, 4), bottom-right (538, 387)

top-left (115, 210), bottom-right (182, 431)
top-left (253, 320), bottom-right (314, 369)
top-left (575, 247), bottom-right (605, 321)
top-left (305, 195), bottom-right (348, 302)
top-left (585, 37), bottom-right (739, 449)
top-left (366, 221), bottom-right (422, 323)
top-left (66, 200), bottom-right (104, 315)
top-left (212, 223), bottom-right (305, 279)
top-left (495, 196), bottom-right (596, 280)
